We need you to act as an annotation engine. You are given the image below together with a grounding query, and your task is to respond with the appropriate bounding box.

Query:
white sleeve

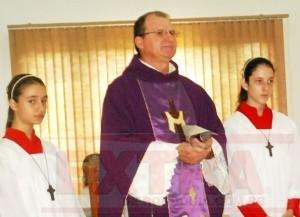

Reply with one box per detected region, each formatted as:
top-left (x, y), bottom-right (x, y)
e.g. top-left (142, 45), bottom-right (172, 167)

top-left (288, 122), bottom-right (300, 198)
top-left (201, 138), bottom-right (229, 195)
top-left (128, 140), bottom-right (178, 206)
top-left (53, 149), bottom-right (86, 217)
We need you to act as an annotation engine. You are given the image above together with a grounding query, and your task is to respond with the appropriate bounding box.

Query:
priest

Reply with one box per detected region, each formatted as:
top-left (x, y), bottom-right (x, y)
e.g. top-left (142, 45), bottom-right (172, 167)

top-left (99, 11), bottom-right (228, 217)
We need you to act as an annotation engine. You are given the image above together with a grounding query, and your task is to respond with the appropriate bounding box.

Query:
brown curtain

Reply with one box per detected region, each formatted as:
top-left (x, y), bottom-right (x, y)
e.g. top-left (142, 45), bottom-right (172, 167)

top-left (8, 16), bottom-right (287, 193)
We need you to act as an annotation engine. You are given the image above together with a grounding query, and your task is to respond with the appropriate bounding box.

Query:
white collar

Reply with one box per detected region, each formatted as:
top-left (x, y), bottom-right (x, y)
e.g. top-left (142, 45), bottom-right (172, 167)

top-left (139, 58), bottom-right (176, 73)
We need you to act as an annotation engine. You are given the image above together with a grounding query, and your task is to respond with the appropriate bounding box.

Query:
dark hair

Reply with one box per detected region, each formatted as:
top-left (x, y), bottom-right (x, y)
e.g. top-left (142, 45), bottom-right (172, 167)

top-left (6, 73), bottom-right (45, 128)
top-left (82, 153), bottom-right (100, 187)
top-left (133, 11), bottom-right (170, 54)
top-left (237, 57), bottom-right (275, 105)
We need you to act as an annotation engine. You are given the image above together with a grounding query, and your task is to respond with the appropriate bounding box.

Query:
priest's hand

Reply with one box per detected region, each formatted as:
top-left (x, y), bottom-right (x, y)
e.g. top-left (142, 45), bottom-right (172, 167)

top-left (177, 137), bottom-right (213, 164)
top-left (191, 136), bottom-right (214, 159)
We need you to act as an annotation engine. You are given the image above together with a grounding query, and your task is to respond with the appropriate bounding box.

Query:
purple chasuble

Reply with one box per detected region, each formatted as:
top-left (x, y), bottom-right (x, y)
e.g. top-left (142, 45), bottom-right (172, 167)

top-left (138, 79), bottom-right (210, 217)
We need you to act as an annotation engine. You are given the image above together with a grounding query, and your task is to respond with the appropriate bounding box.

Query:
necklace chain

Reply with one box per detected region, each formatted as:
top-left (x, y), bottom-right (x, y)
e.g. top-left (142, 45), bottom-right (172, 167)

top-left (258, 128), bottom-right (274, 157)
top-left (258, 128), bottom-right (271, 142)
top-left (29, 149), bottom-right (55, 200)
top-left (30, 151), bottom-right (50, 184)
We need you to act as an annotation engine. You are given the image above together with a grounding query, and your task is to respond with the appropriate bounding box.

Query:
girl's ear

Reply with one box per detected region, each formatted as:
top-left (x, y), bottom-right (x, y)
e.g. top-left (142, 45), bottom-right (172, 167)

top-left (241, 78), bottom-right (248, 91)
top-left (9, 99), bottom-right (18, 111)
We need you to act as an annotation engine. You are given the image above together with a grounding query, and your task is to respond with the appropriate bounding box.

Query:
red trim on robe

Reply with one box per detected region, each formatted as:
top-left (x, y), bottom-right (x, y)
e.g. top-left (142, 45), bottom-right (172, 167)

top-left (4, 128), bottom-right (43, 154)
top-left (287, 198), bottom-right (300, 217)
top-left (238, 202), bottom-right (268, 217)
top-left (237, 101), bottom-right (273, 129)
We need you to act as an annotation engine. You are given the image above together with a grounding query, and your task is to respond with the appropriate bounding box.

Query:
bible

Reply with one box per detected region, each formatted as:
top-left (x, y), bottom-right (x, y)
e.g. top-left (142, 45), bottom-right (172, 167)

top-left (182, 124), bottom-right (217, 142)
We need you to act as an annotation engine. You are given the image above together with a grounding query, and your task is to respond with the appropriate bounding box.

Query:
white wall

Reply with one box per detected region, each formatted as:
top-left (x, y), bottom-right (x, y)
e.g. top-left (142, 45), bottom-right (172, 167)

top-left (1, 0), bottom-right (300, 134)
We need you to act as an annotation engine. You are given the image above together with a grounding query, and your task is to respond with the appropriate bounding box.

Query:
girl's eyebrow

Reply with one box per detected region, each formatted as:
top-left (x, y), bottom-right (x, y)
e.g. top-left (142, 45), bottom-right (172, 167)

top-left (25, 95), bottom-right (48, 99)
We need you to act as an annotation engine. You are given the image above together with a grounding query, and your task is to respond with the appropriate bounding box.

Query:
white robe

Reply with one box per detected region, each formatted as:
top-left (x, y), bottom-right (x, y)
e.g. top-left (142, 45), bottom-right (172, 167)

top-left (0, 138), bottom-right (85, 217)
top-left (223, 111), bottom-right (300, 217)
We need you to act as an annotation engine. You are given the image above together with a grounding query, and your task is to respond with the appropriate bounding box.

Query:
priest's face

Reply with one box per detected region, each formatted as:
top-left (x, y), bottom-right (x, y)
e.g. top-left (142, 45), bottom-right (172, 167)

top-left (243, 64), bottom-right (274, 108)
top-left (10, 83), bottom-right (48, 127)
top-left (135, 14), bottom-right (177, 66)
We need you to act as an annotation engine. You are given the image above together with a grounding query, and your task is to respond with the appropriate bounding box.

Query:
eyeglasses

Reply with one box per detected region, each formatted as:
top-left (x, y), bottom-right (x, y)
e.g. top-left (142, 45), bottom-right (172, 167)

top-left (140, 29), bottom-right (179, 37)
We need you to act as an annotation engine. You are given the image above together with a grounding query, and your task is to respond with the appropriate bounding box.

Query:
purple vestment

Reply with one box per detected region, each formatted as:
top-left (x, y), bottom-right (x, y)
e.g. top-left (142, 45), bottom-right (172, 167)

top-left (100, 54), bottom-right (227, 217)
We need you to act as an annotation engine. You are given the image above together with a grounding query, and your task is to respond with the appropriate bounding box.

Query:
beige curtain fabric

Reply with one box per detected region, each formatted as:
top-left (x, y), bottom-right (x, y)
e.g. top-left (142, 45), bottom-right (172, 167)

top-left (8, 18), bottom-right (286, 193)
top-left (173, 19), bottom-right (286, 119)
